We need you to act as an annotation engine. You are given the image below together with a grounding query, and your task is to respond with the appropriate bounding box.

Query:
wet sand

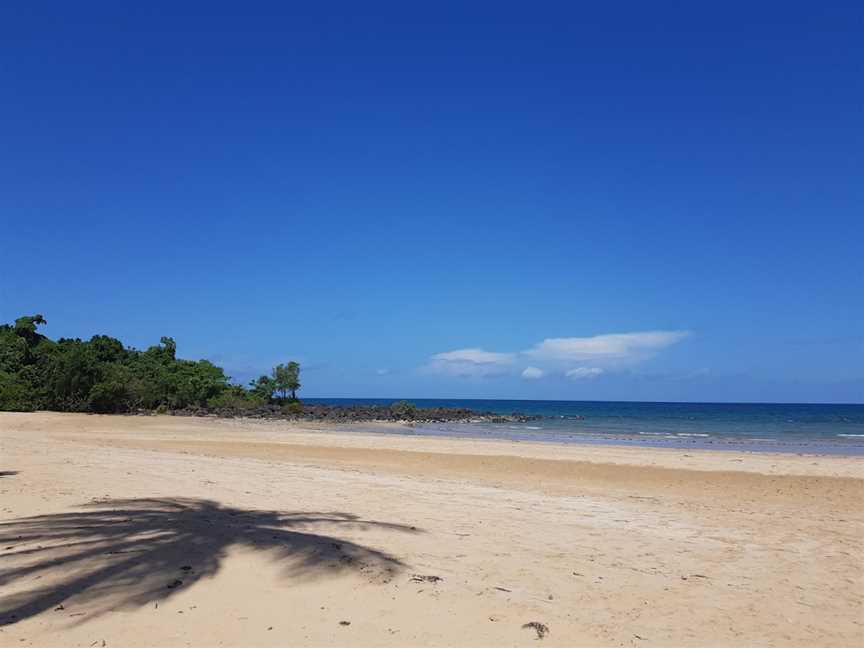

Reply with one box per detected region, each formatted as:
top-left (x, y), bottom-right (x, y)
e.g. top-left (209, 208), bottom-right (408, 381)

top-left (1, 412), bottom-right (862, 647)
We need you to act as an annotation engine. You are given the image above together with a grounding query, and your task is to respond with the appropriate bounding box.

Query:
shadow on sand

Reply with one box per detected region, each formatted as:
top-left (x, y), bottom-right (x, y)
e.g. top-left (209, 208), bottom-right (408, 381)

top-left (0, 471), bottom-right (18, 478)
top-left (0, 497), bottom-right (419, 626)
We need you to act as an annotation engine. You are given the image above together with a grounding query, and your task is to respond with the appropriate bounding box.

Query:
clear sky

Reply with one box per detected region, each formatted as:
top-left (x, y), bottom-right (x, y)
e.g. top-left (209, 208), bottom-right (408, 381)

top-left (1, 2), bottom-right (862, 403)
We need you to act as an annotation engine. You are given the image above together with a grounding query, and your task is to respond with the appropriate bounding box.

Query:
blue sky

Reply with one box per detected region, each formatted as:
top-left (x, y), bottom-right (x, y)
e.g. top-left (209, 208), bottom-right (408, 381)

top-left (1, 1), bottom-right (861, 402)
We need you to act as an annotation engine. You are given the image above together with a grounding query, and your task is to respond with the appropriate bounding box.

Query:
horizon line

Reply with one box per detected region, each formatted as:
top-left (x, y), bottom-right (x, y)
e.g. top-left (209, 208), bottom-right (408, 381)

top-left (298, 396), bottom-right (863, 407)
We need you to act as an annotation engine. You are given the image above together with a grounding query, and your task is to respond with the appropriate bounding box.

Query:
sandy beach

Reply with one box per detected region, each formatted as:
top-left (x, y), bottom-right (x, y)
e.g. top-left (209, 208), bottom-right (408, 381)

top-left (0, 412), bottom-right (862, 647)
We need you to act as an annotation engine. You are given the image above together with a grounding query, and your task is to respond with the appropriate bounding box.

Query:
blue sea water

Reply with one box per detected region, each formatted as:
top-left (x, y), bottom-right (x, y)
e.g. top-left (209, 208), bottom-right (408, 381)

top-left (304, 398), bottom-right (864, 455)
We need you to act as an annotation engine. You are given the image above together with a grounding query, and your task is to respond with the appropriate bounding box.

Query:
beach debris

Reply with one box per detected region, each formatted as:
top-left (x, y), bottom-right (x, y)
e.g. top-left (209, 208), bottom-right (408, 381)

top-left (339, 620), bottom-right (351, 626)
top-left (494, 586), bottom-right (512, 592)
top-left (634, 634), bottom-right (647, 640)
top-left (166, 579), bottom-right (183, 589)
top-left (180, 565), bottom-right (193, 572)
top-left (54, 605), bottom-right (64, 611)
top-left (410, 574), bottom-right (443, 584)
top-left (522, 622), bottom-right (549, 640)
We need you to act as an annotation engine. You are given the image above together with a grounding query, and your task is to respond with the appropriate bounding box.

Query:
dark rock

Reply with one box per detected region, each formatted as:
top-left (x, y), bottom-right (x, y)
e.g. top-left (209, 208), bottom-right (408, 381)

top-left (522, 622), bottom-right (549, 639)
top-left (169, 403), bottom-right (543, 425)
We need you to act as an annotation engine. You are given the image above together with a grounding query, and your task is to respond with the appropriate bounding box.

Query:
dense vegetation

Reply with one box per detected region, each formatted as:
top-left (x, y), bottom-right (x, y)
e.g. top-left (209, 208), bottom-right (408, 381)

top-left (0, 315), bottom-right (301, 413)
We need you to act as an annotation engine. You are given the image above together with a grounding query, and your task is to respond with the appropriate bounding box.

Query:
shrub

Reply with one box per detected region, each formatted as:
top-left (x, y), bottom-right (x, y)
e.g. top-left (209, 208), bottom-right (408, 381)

top-left (281, 400), bottom-right (303, 416)
top-left (390, 400), bottom-right (417, 418)
top-left (209, 386), bottom-right (268, 410)
top-left (88, 381), bottom-right (133, 413)
top-left (0, 371), bottom-right (34, 411)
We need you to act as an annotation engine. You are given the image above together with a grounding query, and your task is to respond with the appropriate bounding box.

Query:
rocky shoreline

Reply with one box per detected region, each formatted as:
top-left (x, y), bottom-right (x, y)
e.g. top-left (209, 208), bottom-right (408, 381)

top-left (168, 403), bottom-right (541, 425)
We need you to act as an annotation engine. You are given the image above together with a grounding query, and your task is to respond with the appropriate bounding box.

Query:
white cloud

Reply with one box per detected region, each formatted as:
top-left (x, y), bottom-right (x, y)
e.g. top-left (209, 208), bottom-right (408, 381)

top-left (565, 367), bottom-right (604, 380)
top-left (525, 331), bottom-right (689, 364)
top-left (375, 368), bottom-right (391, 376)
top-left (432, 348), bottom-right (516, 364)
top-left (425, 331), bottom-right (689, 379)
top-left (426, 347), bottom-right (515, 377)
top-left (521, 366), bottom-right (545, 380)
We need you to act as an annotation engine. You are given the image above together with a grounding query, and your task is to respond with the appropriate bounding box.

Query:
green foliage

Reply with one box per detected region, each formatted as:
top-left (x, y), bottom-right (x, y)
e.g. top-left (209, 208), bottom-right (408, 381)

top-left (0, 327), bottom-right (28, 373)
top-left (88, 380), bottom-right (134, 414)
top-left (281, 400), bottom-right (303, 416)
top-left (0, 314), bottom-right (308, 415)
top-left (14, 314), bottom-right (47, 341)
top-left (208, 385), bottom-right (266, 410)
top-left (390, 400), bottom-right (418, 418)
top-left (271, 361), bottom-right (301, 401)
top-left (0, 370), bottom-right (33, 411)
top-left (249, 375), bottom-right (275, 401)
top-left (89, 335), bottom-right (127, 363)
top-left (0, 314), bottom-right (232, 414)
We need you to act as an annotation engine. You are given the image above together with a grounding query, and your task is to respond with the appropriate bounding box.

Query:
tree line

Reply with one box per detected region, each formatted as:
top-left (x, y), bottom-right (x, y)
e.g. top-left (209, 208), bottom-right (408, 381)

top-left (0, 314), bottom-right (301, 413)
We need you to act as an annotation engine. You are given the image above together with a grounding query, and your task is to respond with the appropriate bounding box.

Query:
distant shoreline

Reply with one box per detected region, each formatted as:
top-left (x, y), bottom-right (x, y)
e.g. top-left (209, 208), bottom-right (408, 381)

top-left (330, 420), bottom-right (864, 457)
top-left (118, 402), bottom-right (864, 456)
top-left (227, 398), bottom-right (864, 456)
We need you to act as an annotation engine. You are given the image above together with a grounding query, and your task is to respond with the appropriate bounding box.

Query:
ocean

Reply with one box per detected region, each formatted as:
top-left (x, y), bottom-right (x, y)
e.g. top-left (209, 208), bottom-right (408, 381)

top-left (303, 398), bottom-right (864, 455)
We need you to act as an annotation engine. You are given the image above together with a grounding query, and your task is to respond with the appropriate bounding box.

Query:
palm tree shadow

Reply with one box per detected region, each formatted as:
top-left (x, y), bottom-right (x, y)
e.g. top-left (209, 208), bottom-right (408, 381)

top-left (0, 498), bottom-right (419, 626)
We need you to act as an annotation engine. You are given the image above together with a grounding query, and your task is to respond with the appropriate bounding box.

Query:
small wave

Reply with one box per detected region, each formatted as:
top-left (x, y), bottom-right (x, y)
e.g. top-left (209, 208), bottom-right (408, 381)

top-left (837, 434), bottom-right (864, 438)
top-left (637, 432), bottom-right (666, 436)
top-left (676, 433), bottom-right (710, 437)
